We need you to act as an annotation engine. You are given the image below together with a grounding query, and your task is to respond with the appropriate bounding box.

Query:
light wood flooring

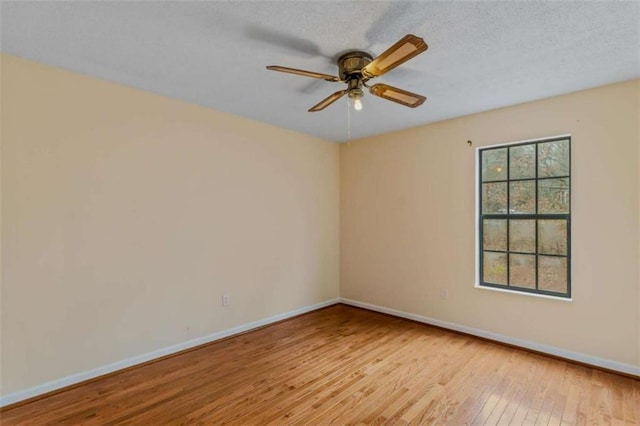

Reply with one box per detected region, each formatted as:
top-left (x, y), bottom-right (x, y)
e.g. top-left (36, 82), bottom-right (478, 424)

top-left (2, 304), bottom-right (638, 425)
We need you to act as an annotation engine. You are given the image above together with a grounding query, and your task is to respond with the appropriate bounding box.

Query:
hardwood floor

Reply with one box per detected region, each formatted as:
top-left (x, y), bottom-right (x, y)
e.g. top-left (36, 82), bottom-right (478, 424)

top-left (2, 304), bottom-right (638, 425)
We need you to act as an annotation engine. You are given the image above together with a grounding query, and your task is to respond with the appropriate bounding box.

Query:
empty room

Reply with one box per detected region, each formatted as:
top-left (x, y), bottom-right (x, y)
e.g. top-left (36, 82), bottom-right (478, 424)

top-left (1, 1), bottom-right (639, 424)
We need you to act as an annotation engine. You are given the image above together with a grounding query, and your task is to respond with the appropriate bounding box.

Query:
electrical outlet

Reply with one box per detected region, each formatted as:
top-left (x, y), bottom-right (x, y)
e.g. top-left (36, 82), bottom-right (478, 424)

top-left (440, 289), bottom-right (449, 300)
top-left (222, 294), bottom-right (230, 306)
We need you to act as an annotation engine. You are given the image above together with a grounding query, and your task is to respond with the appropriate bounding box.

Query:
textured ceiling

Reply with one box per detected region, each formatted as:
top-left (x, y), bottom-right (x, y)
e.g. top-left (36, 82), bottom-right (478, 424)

top-left (2, 1), bottom-right (639, 142)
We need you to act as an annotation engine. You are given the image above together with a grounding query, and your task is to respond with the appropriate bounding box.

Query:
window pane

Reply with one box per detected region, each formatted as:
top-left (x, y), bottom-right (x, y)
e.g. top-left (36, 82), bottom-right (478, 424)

top-left (538, 256), bottom-right (567, 293)
top-left (510, 181), bottom-right (535, 214)
top-left (483, 252), bottom-right (507, 285)
top-left (509, 254), bottom-right (536, 289)
top-left (538, 220), bottom-right (568, 255)
top-left (482, 148), bottom-right (507, 182)
top-left (482, 182), bottom-right (507, 214)
top-left (538, 178), bottom-right (569, 213)
top-left (509, 219), bottom-right (536, 253)
top-left (538, 139), bottom-right (569, 178)
top-left (510, 144), bottom-right (535, 179)
top-left (483, 219), bottom-right (507, 251)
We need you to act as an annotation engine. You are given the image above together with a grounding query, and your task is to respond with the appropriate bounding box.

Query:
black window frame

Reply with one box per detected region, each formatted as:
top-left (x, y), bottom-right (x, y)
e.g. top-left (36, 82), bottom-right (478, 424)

top-left (478, 136), bottom-right (571, 298)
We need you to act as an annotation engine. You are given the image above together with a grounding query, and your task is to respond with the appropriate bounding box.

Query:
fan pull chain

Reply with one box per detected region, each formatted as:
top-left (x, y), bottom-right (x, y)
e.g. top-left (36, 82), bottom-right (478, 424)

top-left (346, 97), bottom-right (351, 142)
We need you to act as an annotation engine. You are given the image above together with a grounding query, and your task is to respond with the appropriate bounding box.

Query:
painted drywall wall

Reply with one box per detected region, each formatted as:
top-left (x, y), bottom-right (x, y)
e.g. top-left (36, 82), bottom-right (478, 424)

top-left (341, 79), bottom-right (640, 367)
top-left (1, 54), bottom-right (340, 395)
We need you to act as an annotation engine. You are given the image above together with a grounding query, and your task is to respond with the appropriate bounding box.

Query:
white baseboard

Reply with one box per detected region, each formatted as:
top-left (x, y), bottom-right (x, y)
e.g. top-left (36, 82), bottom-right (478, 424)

top-left (0, 298), bottom-right (340, 408)
top-left (340, 298), bottom-right (640, 377)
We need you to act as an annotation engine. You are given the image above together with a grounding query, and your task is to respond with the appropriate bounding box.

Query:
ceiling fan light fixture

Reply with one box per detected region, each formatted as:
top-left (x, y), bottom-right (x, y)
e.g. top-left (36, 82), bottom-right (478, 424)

top-left (347, 80), bottom-right (364, 111)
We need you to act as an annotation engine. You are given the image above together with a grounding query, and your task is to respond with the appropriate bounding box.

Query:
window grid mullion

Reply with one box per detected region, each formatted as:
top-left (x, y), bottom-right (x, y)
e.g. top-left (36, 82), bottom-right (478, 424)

top-left (506, 147), bottom-right (510, 287)
top-left (479, 151), bottom-right (485, 287)
top-left (535, 141), bottom-right (539, 290)
top-left (479, 175), bottom-right (569, 184)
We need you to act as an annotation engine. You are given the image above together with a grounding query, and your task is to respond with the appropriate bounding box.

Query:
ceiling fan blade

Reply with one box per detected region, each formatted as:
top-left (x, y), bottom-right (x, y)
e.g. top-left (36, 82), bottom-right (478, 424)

top-left (309, 89), bottom-right (348, 112)
top-left (362, 34), bottom-right (428, 78)
top-left (266, 66), bottom-right (341, 82)
top-left (369, 83), bottom-right (426, 108)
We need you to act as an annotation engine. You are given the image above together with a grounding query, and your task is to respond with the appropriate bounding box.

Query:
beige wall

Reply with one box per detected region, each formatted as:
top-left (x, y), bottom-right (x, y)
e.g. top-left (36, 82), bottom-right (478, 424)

top-left (341, 79), bottom-right (640, 366)
top-left (1, 54), bottom-right (340, 395)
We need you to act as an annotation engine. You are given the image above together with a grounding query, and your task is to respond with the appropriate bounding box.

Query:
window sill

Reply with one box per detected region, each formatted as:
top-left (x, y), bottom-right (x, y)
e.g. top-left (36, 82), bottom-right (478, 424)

top-left (473, 284), bottom-right (573, 302)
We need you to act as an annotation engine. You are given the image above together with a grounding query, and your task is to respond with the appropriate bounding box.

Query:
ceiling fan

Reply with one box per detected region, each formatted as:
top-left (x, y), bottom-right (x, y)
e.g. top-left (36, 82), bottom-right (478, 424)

top-left (266, 34), bottom-right (428, 112)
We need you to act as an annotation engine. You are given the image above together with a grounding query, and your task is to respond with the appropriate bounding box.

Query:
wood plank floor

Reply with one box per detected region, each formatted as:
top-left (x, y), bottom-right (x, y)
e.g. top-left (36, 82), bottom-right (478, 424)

top-left (2, 304), bottom-right (638, 425)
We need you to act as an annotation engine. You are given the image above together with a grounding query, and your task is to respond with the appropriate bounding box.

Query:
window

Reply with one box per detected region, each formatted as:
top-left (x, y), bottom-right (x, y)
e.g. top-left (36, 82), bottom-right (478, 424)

top-left (478, 136), bottom-right (571, 298)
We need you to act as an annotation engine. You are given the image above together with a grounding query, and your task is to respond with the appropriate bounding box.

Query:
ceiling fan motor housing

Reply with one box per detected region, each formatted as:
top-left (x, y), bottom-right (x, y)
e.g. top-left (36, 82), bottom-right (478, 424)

top-left (338, 51), bottom-right (373, 81)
